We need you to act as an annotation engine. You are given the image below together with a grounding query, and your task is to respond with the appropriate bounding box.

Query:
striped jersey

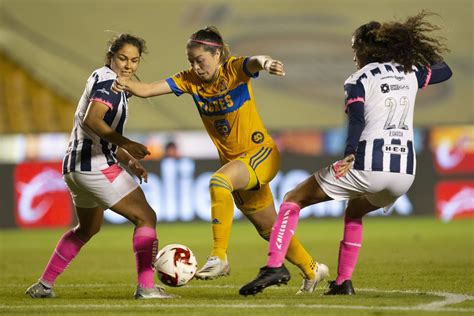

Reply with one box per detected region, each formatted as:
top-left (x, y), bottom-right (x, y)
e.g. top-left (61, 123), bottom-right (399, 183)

top-left (344, 62), bottom-right (433, 175)
top-left (63, 66), bottom-right (129, 174)
top-left (165, 56), bottom-right (273, 160)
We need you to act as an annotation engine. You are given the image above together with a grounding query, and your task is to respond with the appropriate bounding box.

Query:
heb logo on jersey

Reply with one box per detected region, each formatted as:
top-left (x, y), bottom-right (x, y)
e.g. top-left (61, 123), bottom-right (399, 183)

top-left (430, 126), bottom-right (474, 174)
top-left (14, 162), bottom-right (73, 228)
top-left (435, 181), bottom-right (474, 222)
top-left (383, 144), bottom-right (408, 155)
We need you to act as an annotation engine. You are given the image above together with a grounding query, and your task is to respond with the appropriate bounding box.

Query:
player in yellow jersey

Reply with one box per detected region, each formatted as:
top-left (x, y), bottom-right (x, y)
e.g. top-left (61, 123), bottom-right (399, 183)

top-left (113, 26), bottom-right (328, 294)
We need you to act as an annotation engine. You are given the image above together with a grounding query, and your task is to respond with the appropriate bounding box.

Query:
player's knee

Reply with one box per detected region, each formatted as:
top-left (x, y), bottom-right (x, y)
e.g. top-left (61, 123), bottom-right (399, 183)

top-left (283, 189), bottom-right (302, 205)
top-left (345, 197), bottom-right (377, 218)
top-left (345, 207), bottom-right (368, 219)
top-left (134, 208), bottom-right (157, 227)
top-left (148, 209), bottom-right (157, 224)
top-left (284, 185), bottom-right (328, 208)
top-left (75, 225), bottom-right (101, 242)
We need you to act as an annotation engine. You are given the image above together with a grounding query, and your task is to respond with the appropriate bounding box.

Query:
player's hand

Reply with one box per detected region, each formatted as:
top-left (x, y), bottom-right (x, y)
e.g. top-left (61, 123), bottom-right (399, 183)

top-left (128, 159), bottom-right (148, 184)
top-left (112, 77), bottom-right (130, 94)
top-left (264, 59), bottom-right (285, 76)
top-left (332, 154), bottom-right (355, 179)
top-left (122, 141), bottom-right (150, 160)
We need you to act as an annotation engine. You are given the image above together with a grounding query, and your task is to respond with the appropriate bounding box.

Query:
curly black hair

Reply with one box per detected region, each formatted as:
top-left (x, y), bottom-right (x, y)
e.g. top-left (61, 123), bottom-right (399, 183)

top-left (353, 11), bottom-right (449, 72)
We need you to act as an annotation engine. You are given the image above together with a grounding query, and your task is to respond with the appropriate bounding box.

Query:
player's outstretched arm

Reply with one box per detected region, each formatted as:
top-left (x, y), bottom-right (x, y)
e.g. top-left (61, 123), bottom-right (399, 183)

top-left (112, 77), bottom-right (172, 97)
top-left (428, 62), bottom-right (452, 85)
top-left (246, 55), bottom-right (286, 76)
top-left (83, 101), bottom-right (150, 160)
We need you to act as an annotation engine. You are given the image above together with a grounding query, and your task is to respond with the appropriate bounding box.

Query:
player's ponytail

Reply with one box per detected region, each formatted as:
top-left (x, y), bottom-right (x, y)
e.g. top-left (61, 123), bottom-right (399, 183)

top-left (187, 26), bottom-right (231, 64)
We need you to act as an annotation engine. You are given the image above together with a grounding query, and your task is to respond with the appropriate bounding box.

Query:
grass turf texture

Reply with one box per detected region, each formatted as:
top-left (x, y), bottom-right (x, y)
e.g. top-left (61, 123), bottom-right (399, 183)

top-left (1, 217), bottom-right (473, 315)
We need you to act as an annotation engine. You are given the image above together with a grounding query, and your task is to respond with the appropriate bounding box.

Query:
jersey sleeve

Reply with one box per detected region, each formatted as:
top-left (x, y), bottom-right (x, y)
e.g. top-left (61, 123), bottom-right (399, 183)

top-left (165, 70), bottom-right (193, 96)
top-left (90, 79), bottom-right (121, 110)
top-left (344, 102), bottom-right (365, 157)
top-left (344, 79), bottom-right (365, 113)
top-left (414, 62), bottom-right (452, 89)
top-left (242, 57), bottom-right (259, 78)
top-left (343, 78), bottom-right (366, 156)
top-left (226, 56), bottom-right (258, 82)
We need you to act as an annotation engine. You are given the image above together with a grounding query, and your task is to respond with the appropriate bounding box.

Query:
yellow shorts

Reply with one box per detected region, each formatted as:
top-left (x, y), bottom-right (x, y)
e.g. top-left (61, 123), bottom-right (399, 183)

top-left (223, 143), bottom-right (280, 214)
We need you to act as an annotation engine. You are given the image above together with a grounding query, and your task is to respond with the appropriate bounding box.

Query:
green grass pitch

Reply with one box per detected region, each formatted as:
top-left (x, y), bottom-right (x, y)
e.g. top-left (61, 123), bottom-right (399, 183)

top-left (1, 217), bottom-right (473, 315)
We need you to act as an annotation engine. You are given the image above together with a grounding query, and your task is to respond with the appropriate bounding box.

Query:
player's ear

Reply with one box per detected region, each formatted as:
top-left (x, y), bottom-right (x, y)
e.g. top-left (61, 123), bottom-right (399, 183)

top-left (215, 49), bottom-right (222, 60)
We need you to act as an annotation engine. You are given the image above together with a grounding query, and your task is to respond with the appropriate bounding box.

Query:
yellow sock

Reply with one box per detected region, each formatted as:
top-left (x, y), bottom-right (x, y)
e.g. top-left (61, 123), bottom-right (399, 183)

top-left (259, 229), bottom-right (316, 279)
top-left (287, 235), bottom-right (316, 279)
top-left (209, 173), bottom-right (234, 260)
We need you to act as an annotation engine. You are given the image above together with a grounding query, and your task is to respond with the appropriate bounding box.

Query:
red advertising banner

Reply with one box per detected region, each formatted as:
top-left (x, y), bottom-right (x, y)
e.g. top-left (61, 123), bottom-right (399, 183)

top-left (14, 161), bottom-right (72, 228)
top-left (430, 126), bottom-right (474, 174)
top-left (435, 181), bottom-right (474, 222)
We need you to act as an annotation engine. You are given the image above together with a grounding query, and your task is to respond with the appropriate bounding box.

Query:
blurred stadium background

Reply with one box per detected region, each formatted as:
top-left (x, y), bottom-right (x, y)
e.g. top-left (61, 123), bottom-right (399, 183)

top-left (0, 0), bottom-right (472, 228)
top-left (0, 1), bottom-right (473, 314)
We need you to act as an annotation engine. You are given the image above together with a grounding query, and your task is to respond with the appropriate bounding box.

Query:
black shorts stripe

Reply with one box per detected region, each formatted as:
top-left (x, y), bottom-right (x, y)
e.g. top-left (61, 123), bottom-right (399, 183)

top-left (80, 139), bottom-right (93, 171)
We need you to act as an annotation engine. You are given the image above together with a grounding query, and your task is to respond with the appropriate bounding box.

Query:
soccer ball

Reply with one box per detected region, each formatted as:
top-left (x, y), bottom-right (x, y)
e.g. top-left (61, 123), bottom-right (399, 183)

top-left (154, 244), bottom-right (198, 287)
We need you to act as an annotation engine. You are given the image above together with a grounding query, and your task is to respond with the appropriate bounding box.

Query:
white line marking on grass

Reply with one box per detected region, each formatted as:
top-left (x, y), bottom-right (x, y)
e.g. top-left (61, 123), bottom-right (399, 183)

top-left (1, 303), bottom-right (473, 313)
top-left (360, 288), bottom-right (473, 311)
top-left (5, 284), bottom-right (473, 313)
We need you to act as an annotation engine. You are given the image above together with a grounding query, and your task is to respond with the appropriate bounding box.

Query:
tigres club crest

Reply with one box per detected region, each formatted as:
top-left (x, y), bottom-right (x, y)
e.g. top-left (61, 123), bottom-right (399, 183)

top-left (251, 131), bottom-right (264, 144)
top-left (218, 79), bottom-right (228, 93)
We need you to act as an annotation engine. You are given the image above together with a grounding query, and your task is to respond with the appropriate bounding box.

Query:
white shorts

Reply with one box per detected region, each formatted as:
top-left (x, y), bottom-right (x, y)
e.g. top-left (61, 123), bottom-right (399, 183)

top-left (64, 164), bottom-right (139, 209)
top-left (315, 164), bottom-right (415, 209)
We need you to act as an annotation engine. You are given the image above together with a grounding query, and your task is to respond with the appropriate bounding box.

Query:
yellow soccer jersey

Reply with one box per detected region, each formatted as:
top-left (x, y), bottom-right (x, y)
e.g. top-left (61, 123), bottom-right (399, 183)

top-left (165, 56), bottom-right (273, 160)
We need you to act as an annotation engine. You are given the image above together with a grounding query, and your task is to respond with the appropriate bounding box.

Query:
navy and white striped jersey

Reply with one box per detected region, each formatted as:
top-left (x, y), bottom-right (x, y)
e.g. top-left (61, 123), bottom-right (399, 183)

top-left (344, 62), bottom-right (434, 175)
top-left (62, 66), bottom-right (129, 174)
